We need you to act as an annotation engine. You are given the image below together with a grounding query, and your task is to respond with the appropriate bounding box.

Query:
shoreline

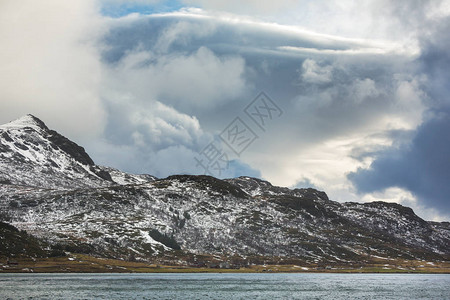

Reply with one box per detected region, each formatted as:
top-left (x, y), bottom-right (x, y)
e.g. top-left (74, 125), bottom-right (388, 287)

top-left (2, 254), bottom-right (449, 274)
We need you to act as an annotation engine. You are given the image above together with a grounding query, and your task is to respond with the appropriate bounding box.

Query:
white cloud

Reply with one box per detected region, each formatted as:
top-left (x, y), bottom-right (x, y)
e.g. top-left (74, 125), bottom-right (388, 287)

top-left (0, 0), bottom-right (106, 139)
top-left (152, 47), bottom-right (247, 110)
top-left (103, 46), bottom-right (247, 113)
top-left (391, 79), bottom-right (426, 129)
top-left (154, 20), bottom-right (217, 53)
top-left (89, 94), bottom-right (211, 177)
top-left (301, 59), bottom-right (332, 84)
top-left (181, 0), bottom-right (449, 52)
top-left (182, 0), bottom-right (297, 15)
top-left (351, 78), bottom-right (380, 104)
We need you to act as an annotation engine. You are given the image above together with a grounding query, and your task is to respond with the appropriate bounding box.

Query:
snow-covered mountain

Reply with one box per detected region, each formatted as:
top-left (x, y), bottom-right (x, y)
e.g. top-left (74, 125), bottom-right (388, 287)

top-left (0, 114), bottom-right (155, 189)
top-left (0, 115), bottom-right (449, 265)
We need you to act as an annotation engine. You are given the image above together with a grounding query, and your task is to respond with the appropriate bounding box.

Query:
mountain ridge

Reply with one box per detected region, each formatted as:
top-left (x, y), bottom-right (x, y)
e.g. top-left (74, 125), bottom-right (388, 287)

top-left (0, 115), bottom-right (448, 268)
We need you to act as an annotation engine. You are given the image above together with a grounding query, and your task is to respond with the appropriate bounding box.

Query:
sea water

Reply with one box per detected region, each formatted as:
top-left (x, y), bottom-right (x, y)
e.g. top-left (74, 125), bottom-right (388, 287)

top-left (0, 273), bottom-right (449, 299)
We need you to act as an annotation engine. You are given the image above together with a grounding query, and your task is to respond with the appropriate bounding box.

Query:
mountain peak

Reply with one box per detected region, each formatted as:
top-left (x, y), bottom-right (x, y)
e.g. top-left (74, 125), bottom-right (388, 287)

top-left (0, 114), bottom-right (48, 131)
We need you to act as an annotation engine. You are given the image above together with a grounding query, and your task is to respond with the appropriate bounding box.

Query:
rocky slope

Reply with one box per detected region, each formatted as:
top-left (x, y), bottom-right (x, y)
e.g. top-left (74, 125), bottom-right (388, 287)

top-left (0, 115), bottom-right (449, 265)
top-left (0, 114), bottom-right (155, 189)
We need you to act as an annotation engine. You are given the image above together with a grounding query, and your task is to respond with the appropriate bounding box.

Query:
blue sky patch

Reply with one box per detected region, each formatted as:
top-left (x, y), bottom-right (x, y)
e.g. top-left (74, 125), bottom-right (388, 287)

top-left (100, 0), bottom-right (186, 17)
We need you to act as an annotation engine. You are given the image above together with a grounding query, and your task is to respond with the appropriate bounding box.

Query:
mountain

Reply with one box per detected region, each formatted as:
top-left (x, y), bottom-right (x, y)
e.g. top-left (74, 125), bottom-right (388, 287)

top-left (0, 114), bottom-right (155, 189)
top-left (0, 115), bottom-right (449, 268)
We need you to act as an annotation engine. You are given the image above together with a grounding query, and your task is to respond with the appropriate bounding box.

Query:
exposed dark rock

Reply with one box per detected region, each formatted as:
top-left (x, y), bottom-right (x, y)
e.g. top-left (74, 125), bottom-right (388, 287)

top-left (46, 130), bottom-right (95, 166)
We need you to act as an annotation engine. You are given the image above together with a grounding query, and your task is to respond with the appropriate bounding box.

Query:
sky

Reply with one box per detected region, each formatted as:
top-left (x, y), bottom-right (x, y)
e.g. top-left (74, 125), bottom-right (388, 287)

top-left (0, 0), bottom-right (449, 221)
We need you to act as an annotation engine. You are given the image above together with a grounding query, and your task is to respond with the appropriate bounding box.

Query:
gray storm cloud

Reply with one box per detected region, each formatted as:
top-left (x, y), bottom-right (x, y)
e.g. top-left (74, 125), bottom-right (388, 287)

top-left (348, 15), bottom-right (450, 218)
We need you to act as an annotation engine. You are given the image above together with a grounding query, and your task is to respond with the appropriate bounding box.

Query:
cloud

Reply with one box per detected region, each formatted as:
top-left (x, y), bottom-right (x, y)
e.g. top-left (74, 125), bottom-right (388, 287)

top-left (149, 46), bottom-right (247, 112)
top-left (92, 76), bottom-right (210, 177)
top-left (181, 0), bottom-right (297, 15)
top-left (153, 19), bottom-right (217, 53)
top-left (179, 0), bottom-right (444, 43)
top-left (301, 59), bottom-right (332, 84)
top-left (93, 38), bottom-right (254, 177)
top-left (0, 0), bottom-right (105, 139)
top-left (349, 111), bottom-right (450, 215)
top-left (348, 15), bottom-right (450, 219)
